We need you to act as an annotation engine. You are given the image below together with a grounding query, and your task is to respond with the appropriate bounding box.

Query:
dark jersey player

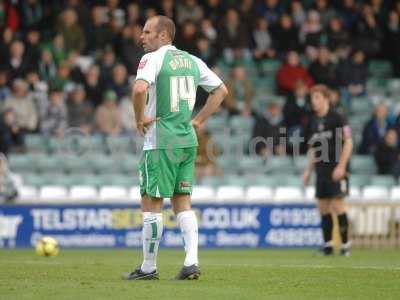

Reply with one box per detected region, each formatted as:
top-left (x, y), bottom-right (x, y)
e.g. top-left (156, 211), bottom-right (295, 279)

top-left (303, 85), bottom-right (353, 256)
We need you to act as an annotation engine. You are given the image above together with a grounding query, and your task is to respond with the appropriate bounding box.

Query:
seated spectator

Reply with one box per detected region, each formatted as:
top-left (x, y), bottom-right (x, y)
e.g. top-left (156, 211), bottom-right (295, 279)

top-left (38, 49), bottom-right (57, 83)
top-left (300, 10), bottom-right (323, 61)
top-left (225, 65), bottom-right (254, 116)
top-left (177, 0), bottom-right (204, 25)
top-left (119, 96), bottom-right (136, 134)
top-left (95, 90), bottom-right (122, 136)
top-left (276, 51), bottom-right (314, 95)
top-left (359, 103), bottom-right (394, 154)
top-left (83, 64), bottom-right (104, 108)
top-left (3, 79), bottom-right (38, 133)
top-left (327, 16), bottom-right (350, 51)
top-left (0, 108), bottom-right (24, 155)
top-left (41, 88), bottom-right (67, 137)
top-left (3, 40), bottom-right (30, 81)
top-left (98, 47), bottom-right (117, 84)
top-left (252, 18), bottom-right (276, 66)
top-left (374, 129), bottom-right (400, 177)
top-left (308, 46), bottom-right (337, 87)
top-left (218, 8), bottom-right (251, 63)
top-left (117, 24), bottom-right (144, 75)
top-left (67, 84), bottom-right (93, 134)
top-left (275, 14), bottom-right (300, 55)
top-left (57, 8), bottom-right (85, 53)
top-left (194, 36), bottom-right (218, 68)
top-left (291, 0), bottom-right (306, 28)
top-left (283, 80), bottom-right (312, 155)
top-left (48, 34), bottom-right (68, 66)
top-left (195, 126), bottom-right (221, 180)
top-left (314, 0), bottom-right (336, 29)
top-left (328, 88), bottom-right (346, 116)
top-left (50, 62), bottom-right (74, 92)
top-left (354, 4), bottom-right (383, 58)
top-left (86, 5), bottom-right (114, 55)
top-left (0, 154), bottom-right (18, 203)
top-left (200, 18), bottom-right (217, 44)
top-left (176, 20), bottom-right (199, 54)
top-left (259, 0), bottom-right (283, 30)
top-left (106, 63), bottom-right (130, 100)
top-left (252, 101), bottom-right (286, 157)
top-left (385, 10), bottom-right (400, 77)
top-left (337, 50), bottom-right (368, 108)
top-left (24, 29), bottom-right (41, 68)
top-left (25, 69), bottom-right (48, 120)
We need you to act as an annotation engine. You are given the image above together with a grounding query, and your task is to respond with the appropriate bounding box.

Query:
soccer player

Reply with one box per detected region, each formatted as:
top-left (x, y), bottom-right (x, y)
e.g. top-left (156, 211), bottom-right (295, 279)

top-left (302, 85), bottom-right (353, 256)
top-left (124, 16), bottom-right (227, 280)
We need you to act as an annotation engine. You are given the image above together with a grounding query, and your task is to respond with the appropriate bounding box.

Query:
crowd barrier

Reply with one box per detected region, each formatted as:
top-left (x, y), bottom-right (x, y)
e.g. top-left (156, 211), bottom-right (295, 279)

top-left (0, 202), bottom-right (399, 249)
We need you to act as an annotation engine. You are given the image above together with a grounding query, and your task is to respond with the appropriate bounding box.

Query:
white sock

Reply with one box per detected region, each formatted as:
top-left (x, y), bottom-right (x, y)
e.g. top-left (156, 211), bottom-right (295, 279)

top-left (141, 212), bottom-right (163, 273)
top-left (177, 210), bottom-right (199, 267)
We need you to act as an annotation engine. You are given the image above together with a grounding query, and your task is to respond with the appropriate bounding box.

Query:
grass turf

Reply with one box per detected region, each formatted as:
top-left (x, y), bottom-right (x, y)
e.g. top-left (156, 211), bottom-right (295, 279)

top-left (0, 249), bottom-right (400, 300)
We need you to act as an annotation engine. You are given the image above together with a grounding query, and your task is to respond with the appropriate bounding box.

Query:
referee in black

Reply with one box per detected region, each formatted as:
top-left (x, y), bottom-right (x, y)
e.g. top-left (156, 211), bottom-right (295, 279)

top-left (303, 85), bottom-right (353, 256)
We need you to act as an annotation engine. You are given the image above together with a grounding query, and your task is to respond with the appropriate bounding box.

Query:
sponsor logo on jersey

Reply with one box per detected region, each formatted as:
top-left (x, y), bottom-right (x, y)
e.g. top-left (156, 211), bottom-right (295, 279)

top-left (138, 59), bottom-right (147, 69)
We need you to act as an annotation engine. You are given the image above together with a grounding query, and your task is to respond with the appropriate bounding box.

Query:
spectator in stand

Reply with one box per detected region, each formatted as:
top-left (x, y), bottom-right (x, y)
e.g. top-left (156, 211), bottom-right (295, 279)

top-left (275, 14), bottom-right (300, 56)
top-left (385, 10), bottom-right (400, 77)
top-left (0, 153), bottom-right (18, 203)
top-left (86, 5), bottom-right (114, 55)
top-left (314, 0), bottom-right (336, 29)
top-left (259, 0), bottom-right (283, 31)
top-left (106, 63), bottom-right (129, 100)
top-left (374, 129), bottom-right (400, 177)
top-left (117, 24), bottom-right (143, 75)
top-left (283, 80), bottom-right (311, 155)
top-left (203, 0), bottom-right (225, 25)
top-left (119, 96), bottom-right (136, 135)
top-left (359, 103), bottom-right (393, 154)
top-left (48, 34), bottom-right (68, 66)
top-left (84, 64), bottom-right (103, 107)
top-left (3, 40), bottom-right (30, 81)
top-left (177, 0), bottom-right (203, 25)
top-left (176, 20), bottom-right (198, 54)
top-left (200, 19), bottom-right (217, 45)
top-left (0, 108), bottom-right (24, 155)
top-left (354, 4), bottom-right (383, 58)
top-left (0, 69), bottom-right (11, 107)
top-left (300, 10), bottom-right (323, 61)
top-left (252, 101), bottom-right (286, 157)
top-left (24, 29), bottom-right (41, 68)
top-left (41, 88), bottom-right (67, 137)
top-left (308, 46), bottom-right (337, 87)
top-left (57, 8), bottom-right (85, 53)
top-left (38, 49), bottom-right (57, 83)
top-left (158, 0), bottom-right (176, 22)
top-left (67, 84), bottom-right (93, 134)
top-left (276, 50), bottom-right (314, 95)
top-left (195, 126), bottom-right (221, 180)
top-left (95, 90), bottom-right (122, 136)
top-left (336, 50), bottom-right (368, 108)
top-left (50, 62), bottom-right (74, 92)
top-left (3, 79), bottom-right (37, 133)
top-left (194, 36), bottom-right (217, 68)
top-left (225, 65), bottom-right (254, 117)
top-left (328, 88), bottom-right (346, 116)
top-left (339, 0), bottom-right (360, 30)
top-left (25, 69), bottom-right (48, 121)
top-left (98, 47), bottom-right (117, 84)
top-left (252, 18), bottom-right (276, 65)
top-left (238, 0), bottom-right (257, 34)
top-left (218, 8), bottom-right (251, 63)
top-left (327, 16), bottom-right (350, 51)
top-left (291, 0), bottom-right (306, 28)
top-left (105, 0), bottom-right (125, 29)
top-left (0, 1), bottom-right (19, 33)
top-left (0, 29), bottom-right (14, 65)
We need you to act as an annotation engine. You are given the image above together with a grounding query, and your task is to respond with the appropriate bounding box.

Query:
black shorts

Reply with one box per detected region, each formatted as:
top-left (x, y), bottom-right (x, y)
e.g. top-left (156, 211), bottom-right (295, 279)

top-left (315, 171), bottom-right (349, 199)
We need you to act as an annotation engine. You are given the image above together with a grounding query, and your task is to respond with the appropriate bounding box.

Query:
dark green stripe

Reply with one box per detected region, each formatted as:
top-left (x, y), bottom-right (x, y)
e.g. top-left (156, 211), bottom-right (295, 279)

top-left (149, 222), bottom-right (157, 254)
top-left (149, 242), bottom-right (155, 253)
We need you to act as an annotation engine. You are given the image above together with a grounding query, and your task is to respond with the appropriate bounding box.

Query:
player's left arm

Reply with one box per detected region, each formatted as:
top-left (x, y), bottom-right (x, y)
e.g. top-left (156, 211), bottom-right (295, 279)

top-left (332, 123), bottom-right (353, 182)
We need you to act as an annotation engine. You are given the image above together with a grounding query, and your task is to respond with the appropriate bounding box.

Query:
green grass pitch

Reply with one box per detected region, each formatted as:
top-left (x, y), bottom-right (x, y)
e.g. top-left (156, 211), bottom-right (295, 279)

top-left (1, 249), bottom-right (400, 299)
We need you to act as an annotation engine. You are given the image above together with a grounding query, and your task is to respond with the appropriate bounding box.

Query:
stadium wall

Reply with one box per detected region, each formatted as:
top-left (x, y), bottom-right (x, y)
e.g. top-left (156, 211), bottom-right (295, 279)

top-left (0, 203), bottom-right (399, 249)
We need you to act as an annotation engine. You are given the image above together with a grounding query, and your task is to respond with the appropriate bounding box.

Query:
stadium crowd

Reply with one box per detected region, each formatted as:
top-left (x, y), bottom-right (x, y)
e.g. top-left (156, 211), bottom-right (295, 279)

top-left (1, 0), bottom-right (400, 183)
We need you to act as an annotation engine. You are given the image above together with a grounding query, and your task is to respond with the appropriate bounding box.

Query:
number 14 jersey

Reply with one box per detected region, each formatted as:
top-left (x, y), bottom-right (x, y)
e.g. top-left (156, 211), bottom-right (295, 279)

top-left (136, 45), bottom-right (223, 150)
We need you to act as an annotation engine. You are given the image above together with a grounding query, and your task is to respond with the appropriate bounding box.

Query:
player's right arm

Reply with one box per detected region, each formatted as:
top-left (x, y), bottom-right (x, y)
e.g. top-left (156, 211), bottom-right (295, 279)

top-left (302, 147), bottom-right (315, 185)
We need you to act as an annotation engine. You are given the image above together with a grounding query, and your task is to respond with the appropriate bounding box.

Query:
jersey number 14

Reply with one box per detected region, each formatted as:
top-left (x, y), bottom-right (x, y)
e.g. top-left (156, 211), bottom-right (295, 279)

top-left (170, 76), bottom-right (196, 112)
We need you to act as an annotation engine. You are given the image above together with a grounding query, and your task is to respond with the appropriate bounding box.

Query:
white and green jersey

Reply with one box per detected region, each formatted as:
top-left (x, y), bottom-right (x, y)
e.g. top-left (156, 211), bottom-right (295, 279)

top-left (136, 45), bottom-right (223, 150)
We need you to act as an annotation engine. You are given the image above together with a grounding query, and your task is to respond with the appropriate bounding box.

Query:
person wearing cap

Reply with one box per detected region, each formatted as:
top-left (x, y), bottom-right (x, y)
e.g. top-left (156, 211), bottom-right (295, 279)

top-left (95, 89), bottom-right (122, 136)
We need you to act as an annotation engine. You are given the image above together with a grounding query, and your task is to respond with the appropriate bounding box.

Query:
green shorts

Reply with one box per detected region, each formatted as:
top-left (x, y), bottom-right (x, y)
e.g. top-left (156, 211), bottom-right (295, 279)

top-left (139, 147), bottom-right (197, 198)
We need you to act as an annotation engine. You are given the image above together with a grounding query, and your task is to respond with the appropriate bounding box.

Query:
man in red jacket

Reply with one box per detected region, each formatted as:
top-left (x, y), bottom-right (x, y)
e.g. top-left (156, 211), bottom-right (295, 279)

top-left (276, 50), bottom-right (314, 95)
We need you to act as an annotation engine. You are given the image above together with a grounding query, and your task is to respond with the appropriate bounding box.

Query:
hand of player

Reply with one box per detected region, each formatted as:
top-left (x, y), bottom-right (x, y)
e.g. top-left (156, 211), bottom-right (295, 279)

top-left (332, 165), bottom-right (346, 182)
top-left (302, 169), bottom-right (311, 186)
top-left (137, 117), bottom-right (159, 136)
top-left (192, 119), bottom-right (203, 130)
